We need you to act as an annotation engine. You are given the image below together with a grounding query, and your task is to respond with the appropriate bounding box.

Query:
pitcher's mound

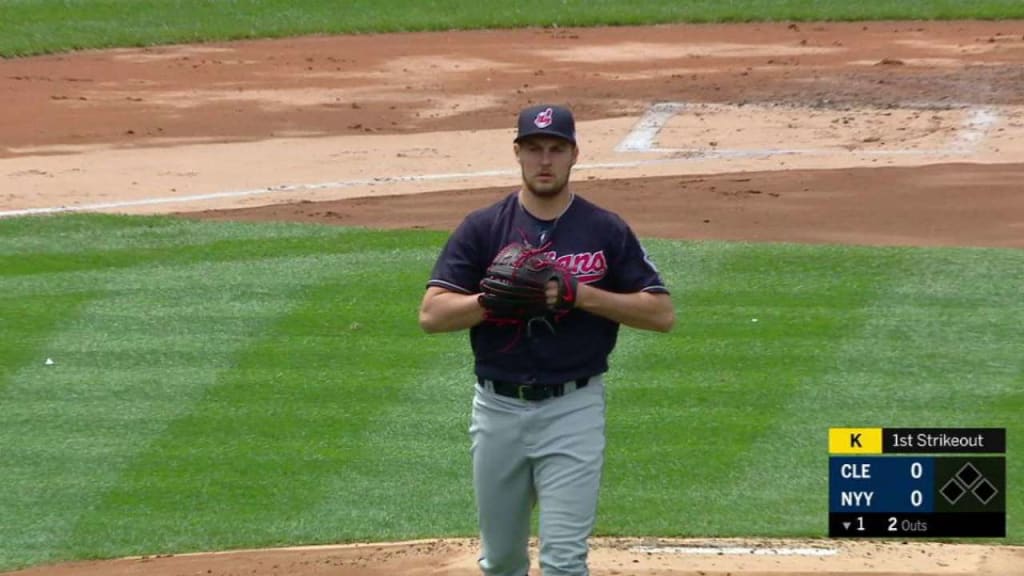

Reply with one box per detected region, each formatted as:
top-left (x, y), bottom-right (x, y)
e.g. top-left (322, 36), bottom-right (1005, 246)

top-left (8, 537), bottom-right (1022, 576)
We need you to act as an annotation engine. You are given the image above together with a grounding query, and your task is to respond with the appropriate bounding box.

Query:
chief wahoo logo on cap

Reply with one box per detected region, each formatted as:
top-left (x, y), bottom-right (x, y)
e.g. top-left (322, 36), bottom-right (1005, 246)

top-left (534, 108), bottom-right (554, 128)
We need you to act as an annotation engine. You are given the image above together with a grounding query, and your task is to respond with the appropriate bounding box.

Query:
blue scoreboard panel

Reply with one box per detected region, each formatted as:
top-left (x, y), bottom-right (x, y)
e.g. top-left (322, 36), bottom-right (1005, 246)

top-left (828, 428), bottom-right (1006, 538)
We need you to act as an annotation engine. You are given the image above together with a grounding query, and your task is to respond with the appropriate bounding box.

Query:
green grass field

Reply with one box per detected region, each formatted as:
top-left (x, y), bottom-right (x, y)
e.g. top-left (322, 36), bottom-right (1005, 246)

top-left (3, 0), bottom-right (1024, 571)
top-left (3, 0), bottom-right (1024, 56)
top-left (1, 214), bottom-right (1021, 570)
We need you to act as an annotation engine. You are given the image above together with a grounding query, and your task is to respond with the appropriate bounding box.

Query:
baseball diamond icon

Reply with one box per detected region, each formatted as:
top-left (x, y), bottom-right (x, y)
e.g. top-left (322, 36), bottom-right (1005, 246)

top-left (940, 478), bottom-right (966, 505)
top-left (940, 462), bottom-right (998, 506)
top-left (972, 478), bottom-right (999, 505)
top-left (956, 462), bottom-right (982, 488)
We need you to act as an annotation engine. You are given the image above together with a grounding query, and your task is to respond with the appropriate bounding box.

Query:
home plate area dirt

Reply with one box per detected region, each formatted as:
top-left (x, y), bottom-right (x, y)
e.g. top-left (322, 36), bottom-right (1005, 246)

top-left (2, 20), bottom-right (1023, 576)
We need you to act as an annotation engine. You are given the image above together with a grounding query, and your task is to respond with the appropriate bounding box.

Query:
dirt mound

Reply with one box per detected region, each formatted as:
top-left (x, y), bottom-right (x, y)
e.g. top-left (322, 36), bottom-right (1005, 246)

top-left (5, 538), bottom-right (1023, 576)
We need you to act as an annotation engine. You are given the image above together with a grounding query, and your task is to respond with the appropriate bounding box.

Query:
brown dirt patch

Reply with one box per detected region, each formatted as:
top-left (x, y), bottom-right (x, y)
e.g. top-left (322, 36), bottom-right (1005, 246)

top-left (5, 538), bottom-right (1024, 576)
top-left (4, 537), bottom-right (1019, 573)
top-left (187, 163), bottom-right (1024, 248)
top-left (1, 20), bottom-right (1022, 576)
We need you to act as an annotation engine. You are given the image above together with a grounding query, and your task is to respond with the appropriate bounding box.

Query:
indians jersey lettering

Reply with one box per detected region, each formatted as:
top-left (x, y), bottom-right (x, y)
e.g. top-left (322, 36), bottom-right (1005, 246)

top-left (543, 250), bottom-right (607, 284)
top-left (427, 192), bottom-right (668, 384)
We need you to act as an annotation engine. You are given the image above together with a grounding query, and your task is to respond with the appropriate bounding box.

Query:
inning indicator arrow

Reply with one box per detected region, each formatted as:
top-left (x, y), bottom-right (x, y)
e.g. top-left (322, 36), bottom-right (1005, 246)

top-left (843, 522), bottom-right (852, 530)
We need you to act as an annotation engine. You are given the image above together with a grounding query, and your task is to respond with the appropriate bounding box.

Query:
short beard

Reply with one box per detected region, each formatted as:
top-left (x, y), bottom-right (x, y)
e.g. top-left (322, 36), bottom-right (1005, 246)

top-left (522, 174), bottom-right (569, 198)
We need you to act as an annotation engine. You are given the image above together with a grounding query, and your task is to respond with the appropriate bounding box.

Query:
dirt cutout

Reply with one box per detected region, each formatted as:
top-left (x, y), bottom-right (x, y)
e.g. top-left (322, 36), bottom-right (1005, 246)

top-left (1, 20), bottom-right (1023, 576)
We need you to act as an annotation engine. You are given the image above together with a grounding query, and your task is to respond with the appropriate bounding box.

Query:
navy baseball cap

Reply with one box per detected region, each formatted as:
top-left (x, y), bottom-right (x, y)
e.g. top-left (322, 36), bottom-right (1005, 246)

top-left (514, 104), bottom-right (576, 144)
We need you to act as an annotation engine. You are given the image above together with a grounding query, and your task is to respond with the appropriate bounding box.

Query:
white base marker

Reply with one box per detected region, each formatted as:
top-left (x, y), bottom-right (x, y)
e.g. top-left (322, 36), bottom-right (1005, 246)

top-left (615, 102), bottom-right (687, 152)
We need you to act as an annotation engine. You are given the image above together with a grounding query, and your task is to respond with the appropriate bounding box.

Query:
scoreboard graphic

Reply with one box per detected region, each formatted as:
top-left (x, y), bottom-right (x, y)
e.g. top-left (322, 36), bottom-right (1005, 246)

top-left (828, 427), bottom-right (1006, 537)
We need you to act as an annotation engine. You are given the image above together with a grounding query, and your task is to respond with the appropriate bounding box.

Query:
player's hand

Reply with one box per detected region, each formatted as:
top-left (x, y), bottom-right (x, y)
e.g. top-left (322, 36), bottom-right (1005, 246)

top-left (546, 280), bottom-right (558, 307)
top-left (479, 242), bottom-right (577, 318)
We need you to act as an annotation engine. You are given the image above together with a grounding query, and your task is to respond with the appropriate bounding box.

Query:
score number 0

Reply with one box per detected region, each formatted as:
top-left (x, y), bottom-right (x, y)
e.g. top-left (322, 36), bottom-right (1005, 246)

top-left (908, 461), bottom-right (924, 507)
top-left (889, 460), bottom-right (925, 533)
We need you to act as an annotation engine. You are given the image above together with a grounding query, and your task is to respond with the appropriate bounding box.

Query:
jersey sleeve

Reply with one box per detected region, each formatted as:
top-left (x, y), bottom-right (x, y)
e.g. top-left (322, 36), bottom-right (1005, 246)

top-left (426, 215), bottom-right (486, 294)
top-left (610, 217), bottom-right (669, 294)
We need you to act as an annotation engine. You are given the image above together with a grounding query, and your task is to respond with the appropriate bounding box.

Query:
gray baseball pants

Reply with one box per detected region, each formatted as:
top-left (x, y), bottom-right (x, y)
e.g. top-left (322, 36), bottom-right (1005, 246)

top-left (470, 375), bottom-right (606, 576)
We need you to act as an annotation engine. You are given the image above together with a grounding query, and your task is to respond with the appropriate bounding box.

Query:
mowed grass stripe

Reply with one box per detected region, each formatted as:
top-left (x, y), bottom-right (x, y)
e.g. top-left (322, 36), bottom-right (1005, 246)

top-left (63, 248), bottom-right (445, 558)
top-left (724, 247), bottom-right (1024, 536)
top-left (0, 215), bottom-right (437, 569)
top-left (0, 215), bottom-right (428, 277)
top-left (0, 290), bottom-right (98, 395)
top-left (597, 239), bottom-right (741, 536)
top-left (0, 254), bottom-right (330, 570)
top-left (3, 213), bottom-right (1022, 571)
top-left (599, 243), bottom-right (920, 536)
top-left (315, 340), bottom-right (478, 541)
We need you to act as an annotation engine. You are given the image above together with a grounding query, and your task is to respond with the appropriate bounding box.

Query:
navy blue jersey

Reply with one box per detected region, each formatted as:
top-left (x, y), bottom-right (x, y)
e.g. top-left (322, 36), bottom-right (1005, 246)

top-left (427, 192), bottom-right (668, 385)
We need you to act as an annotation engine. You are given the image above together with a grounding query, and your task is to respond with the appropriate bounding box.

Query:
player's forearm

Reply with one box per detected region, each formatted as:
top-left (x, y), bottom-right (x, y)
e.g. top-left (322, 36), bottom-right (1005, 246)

top-left (419, 287), bottom-right (485, 333)
top-left (575, 284), bottom-right (675, 332)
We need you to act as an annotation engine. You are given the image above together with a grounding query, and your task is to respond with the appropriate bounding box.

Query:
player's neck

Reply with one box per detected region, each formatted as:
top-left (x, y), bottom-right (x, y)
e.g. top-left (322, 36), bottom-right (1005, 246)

top-left (518, 188), bottom-right (573, 221)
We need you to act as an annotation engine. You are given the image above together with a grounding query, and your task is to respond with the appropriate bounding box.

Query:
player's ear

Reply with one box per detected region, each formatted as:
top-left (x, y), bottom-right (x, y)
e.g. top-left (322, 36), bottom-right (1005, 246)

top-left (571, 144), bottom-right (579, 166)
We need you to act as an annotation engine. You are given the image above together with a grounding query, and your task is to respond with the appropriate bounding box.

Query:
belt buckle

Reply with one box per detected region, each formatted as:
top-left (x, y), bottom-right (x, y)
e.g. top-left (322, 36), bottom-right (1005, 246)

top-left (517, 384), bottom-right (529, 400)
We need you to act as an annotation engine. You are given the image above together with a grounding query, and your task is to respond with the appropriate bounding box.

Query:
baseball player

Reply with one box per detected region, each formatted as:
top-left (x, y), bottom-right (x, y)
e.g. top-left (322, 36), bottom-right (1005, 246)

top-left (419, 104), bottom-right (674, 576)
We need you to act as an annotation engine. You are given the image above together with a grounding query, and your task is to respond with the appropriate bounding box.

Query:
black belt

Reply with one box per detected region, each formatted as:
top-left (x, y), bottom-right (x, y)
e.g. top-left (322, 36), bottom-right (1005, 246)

top-left (477, 376), bottom-right (590, 401)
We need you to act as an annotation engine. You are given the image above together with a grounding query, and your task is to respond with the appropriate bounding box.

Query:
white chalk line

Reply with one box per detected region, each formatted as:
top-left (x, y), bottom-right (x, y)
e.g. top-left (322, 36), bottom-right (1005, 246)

top-left (618, 101), bottom-right (999, 157)
top-left (630, 545), bottom-right (839, 557)
top-left (0, 102), bottom-right (999, 219)
top-left (615, 102), bottom-right (687, 152)
top-left (0, 157), bottom-right (686, 218)
top-left (0, 168), bottom-right (512, 218)
top-left (955, 108), bottom-right (1000, 150)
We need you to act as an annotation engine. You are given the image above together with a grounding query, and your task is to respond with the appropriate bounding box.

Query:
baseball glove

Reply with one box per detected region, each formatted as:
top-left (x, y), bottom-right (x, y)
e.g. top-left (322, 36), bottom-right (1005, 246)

top-left (478, 242), bottom-right (578, 320)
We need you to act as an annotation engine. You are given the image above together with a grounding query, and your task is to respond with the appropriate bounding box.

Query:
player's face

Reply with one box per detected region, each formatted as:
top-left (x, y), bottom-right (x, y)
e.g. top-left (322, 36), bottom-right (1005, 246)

top-left (515, 136), bottom-right (578, 198)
